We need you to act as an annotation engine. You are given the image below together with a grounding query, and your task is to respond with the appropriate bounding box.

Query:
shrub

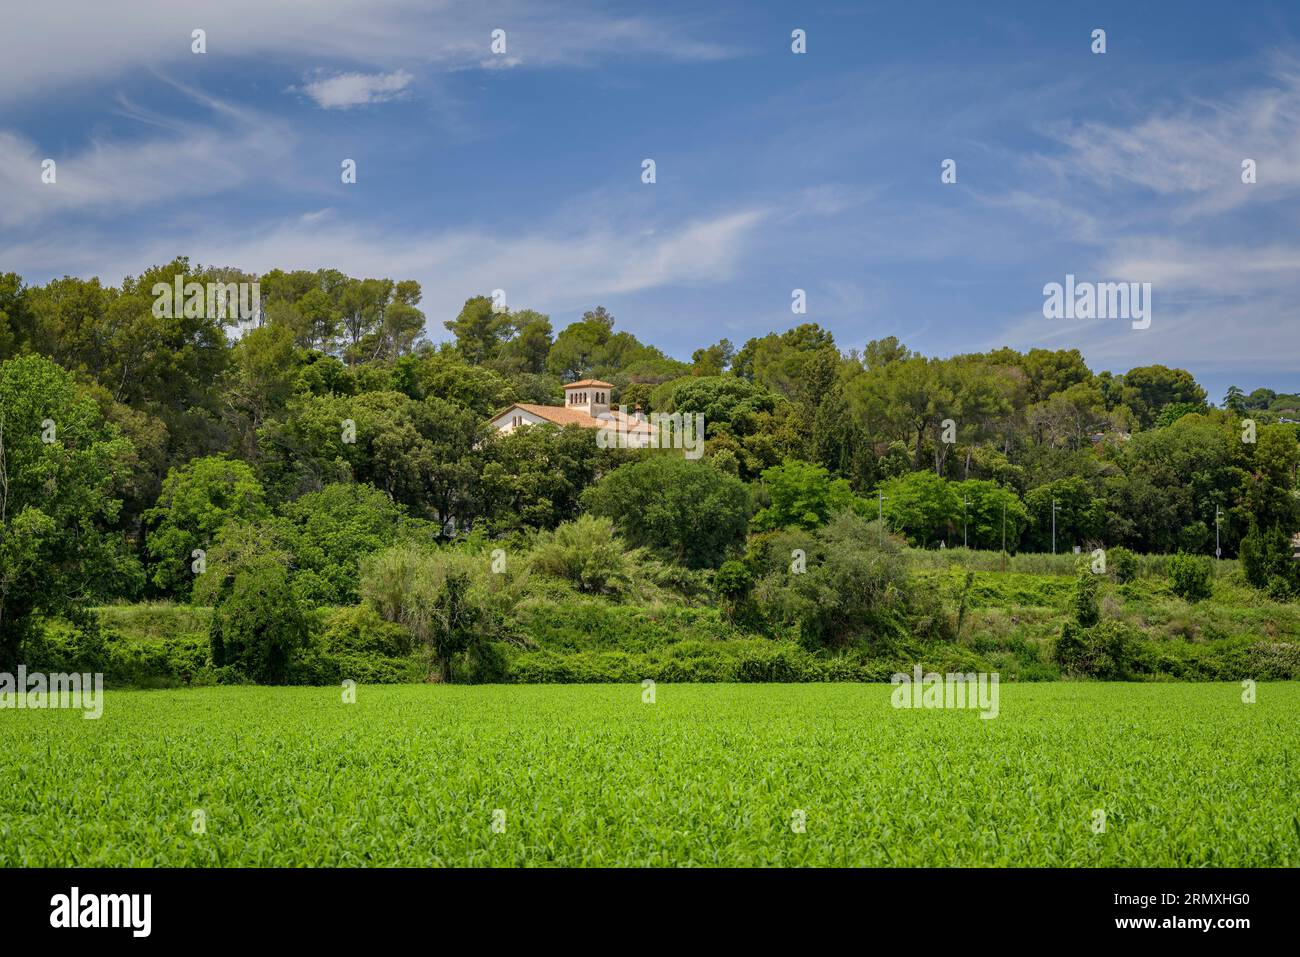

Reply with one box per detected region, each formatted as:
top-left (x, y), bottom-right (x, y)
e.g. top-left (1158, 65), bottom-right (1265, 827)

top-left (361, 545), bottom-right (523, 682)
top-left (755, 510), bottom-right (924, 649)
top-left (645, 562), bottom-right (713, 601)
top-left (714, 561), bottom-right (753, 623)
top-left (1107, 546), bottom-right (1138, 583)
top-left (320, 605), bottom-right (414, 658)
top-left (1053, 620), bottom-right (1140, 679)
top-left (1070, 561), bottom-right (1100, 627)
top-left (1239, 522), bottom-right (1299, 598)
top-left (528, 515), bottom-right (637, 595)
top-left (1168, 552), bottom-right (1212, 603)
top-left (209, 563), bottom-right (312, 683)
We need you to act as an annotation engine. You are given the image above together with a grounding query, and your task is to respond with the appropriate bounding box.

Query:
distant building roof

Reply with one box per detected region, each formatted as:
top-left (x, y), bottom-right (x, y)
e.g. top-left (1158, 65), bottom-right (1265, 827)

top-left (492, 403), bottom-right (653, 433)
top-left (563, 379), bottom-right (614, 389)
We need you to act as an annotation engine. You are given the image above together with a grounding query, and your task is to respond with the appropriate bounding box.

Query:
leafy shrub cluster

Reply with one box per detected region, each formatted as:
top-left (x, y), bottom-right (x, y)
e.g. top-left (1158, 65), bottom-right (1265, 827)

top-left (1054, 620), bottom-right (1142, 679)
top-left (1107, 546), bottom-right (1139, 584)
top-left (1168, 552), bottom-right (1213, 602)
top-left (1239, 522), bottom-right (1300, 600)
top-left (747, 510), bottom-right (950, 650)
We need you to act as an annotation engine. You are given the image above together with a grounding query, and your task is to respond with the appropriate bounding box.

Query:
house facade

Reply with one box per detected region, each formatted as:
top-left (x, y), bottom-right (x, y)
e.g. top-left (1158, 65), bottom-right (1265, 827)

top-left (488, 378), bottom-right (655, 446)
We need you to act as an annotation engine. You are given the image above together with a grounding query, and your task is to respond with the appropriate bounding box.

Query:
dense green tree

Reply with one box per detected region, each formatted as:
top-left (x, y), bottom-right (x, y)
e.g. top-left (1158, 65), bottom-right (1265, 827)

top-left (691, 339), bottom-right (734, 376)
top-left (1119, 365), bottom-right (1207, 430)
top-left (0, 355), bottom-right (137, 666)
top-left (445, 295), bottom-right (509, 365)
top-left (662, 375), bottom-right (779, 433)
top-left (1104, 415), bottom-right (1245, 553)
top-left (393, 349), bottom-right (514, 417)
top-left (1223, 385), bottom-right (1247, 414)
top-left (1245, 388), bottom-right (1276, 411)
top-left (547, 312), bottom-right (614, 380)
top-left (752, 459), bottom-right (864, 531)
top-left (495, 310), bottom-right (554, 375)
top-left (877, 471), bottom-right (961, 547)
top-left (145, 455), bottom-right (269, 598)
top-left (0, 272), bottom-right (27, 358)
top-left (583, 456), bottom-right (750, 568)
top-left (282, 483), bottom-right (429, 604)
top-left (1024, 478), bottom-right (1104, 552)
top-left (954, 480), bottom-right (1029, 550)
top-left (479, 424), bottom-right (600, 533)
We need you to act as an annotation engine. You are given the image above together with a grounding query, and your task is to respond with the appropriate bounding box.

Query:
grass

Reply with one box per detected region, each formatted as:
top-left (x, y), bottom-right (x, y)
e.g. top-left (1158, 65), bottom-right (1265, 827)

top-left (93, 603), bottom-right (211, 642)
top-left (2, 683), bottom-right (1297, 866)
top-left (904, 546), bottom-right (1241, 579)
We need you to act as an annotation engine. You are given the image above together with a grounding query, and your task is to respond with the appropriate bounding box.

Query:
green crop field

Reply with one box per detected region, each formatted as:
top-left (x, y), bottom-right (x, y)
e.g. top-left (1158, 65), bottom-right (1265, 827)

top-left (1, 683), bottom-right (1297, 867)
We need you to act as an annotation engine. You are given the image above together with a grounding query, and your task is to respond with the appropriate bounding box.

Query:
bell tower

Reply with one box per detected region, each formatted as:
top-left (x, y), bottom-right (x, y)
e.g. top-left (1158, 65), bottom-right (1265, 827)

top-left (563, 379), bottom-right (613, 416)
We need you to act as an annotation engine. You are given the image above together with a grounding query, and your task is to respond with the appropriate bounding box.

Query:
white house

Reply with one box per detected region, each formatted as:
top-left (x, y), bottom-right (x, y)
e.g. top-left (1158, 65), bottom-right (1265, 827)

top-left (488, 378), bottom-right (655, 446)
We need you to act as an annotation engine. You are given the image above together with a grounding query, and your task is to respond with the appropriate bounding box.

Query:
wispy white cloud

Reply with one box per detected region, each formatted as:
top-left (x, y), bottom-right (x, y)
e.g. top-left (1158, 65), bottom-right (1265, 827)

top-left (0, 85), bottom-right (295, 228)
top-left (295, 69), bottom-right (414, 109)
top-left (977, 61), bottom-right (1300, 375)
top-left (0, 1), bottom-right (738, 105)
top-left (1101, 237), bottom-right (1300, 298)
top-left (1042, 62), bottom-right (1300, 218)
top-left (0, 207), bottom-right (770, 338)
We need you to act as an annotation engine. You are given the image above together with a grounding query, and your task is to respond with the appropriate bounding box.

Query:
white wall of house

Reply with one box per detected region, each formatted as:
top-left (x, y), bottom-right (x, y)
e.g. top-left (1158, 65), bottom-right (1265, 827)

top-left (489, 407), bottom-right (553, 435)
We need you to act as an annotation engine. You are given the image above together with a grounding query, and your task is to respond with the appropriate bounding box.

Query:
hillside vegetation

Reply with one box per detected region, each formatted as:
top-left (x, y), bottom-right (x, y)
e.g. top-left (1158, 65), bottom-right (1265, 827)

top-left (3, 266), bottom-right (1298, 684)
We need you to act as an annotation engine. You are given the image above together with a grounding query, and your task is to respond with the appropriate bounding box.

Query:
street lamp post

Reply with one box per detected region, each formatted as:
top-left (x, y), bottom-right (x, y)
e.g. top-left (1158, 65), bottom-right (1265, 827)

top-left (1214, 505), bottom-right (1222, 574)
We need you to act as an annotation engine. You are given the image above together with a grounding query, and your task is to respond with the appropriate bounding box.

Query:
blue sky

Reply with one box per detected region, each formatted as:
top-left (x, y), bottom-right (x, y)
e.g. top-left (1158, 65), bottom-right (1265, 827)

top-left (2, 0), bottom-right (1298, 402)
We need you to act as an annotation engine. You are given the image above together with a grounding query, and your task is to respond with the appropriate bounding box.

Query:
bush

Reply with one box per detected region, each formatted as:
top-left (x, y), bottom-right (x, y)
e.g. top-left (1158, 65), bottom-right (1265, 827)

top-left (1053, 620), bottom-right (1140, 679)
top-left (714, 560), bottom-right (753, 623)
top-left (528, 515), bottom-right (638, 595)
top-left (361, 545), bottom-right (522, 682)
top-left (1107, 546), bottom-right (1138, 583)
top-left (319, 605), bottom-right (414, 658)
top-left (755, 510), bottom-right (927, 650)
top-left (210, 563), bottom-right (312, 683)
top-left (1070, 561), bottom-right (1100, 627)
top-left (1239, 522), bottom-right (1299, 598)
top-left (1168, 552), bottom-right (1212, 602)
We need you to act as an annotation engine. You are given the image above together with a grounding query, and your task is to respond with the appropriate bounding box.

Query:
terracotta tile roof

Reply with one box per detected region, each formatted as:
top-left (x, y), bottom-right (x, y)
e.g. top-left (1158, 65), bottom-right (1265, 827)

top-left (512, 403), bottom-right (603, 427)
top-left (563, 379), bottom-right (615, 389)
top-left (495, 403), bottom-right (654, 433)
